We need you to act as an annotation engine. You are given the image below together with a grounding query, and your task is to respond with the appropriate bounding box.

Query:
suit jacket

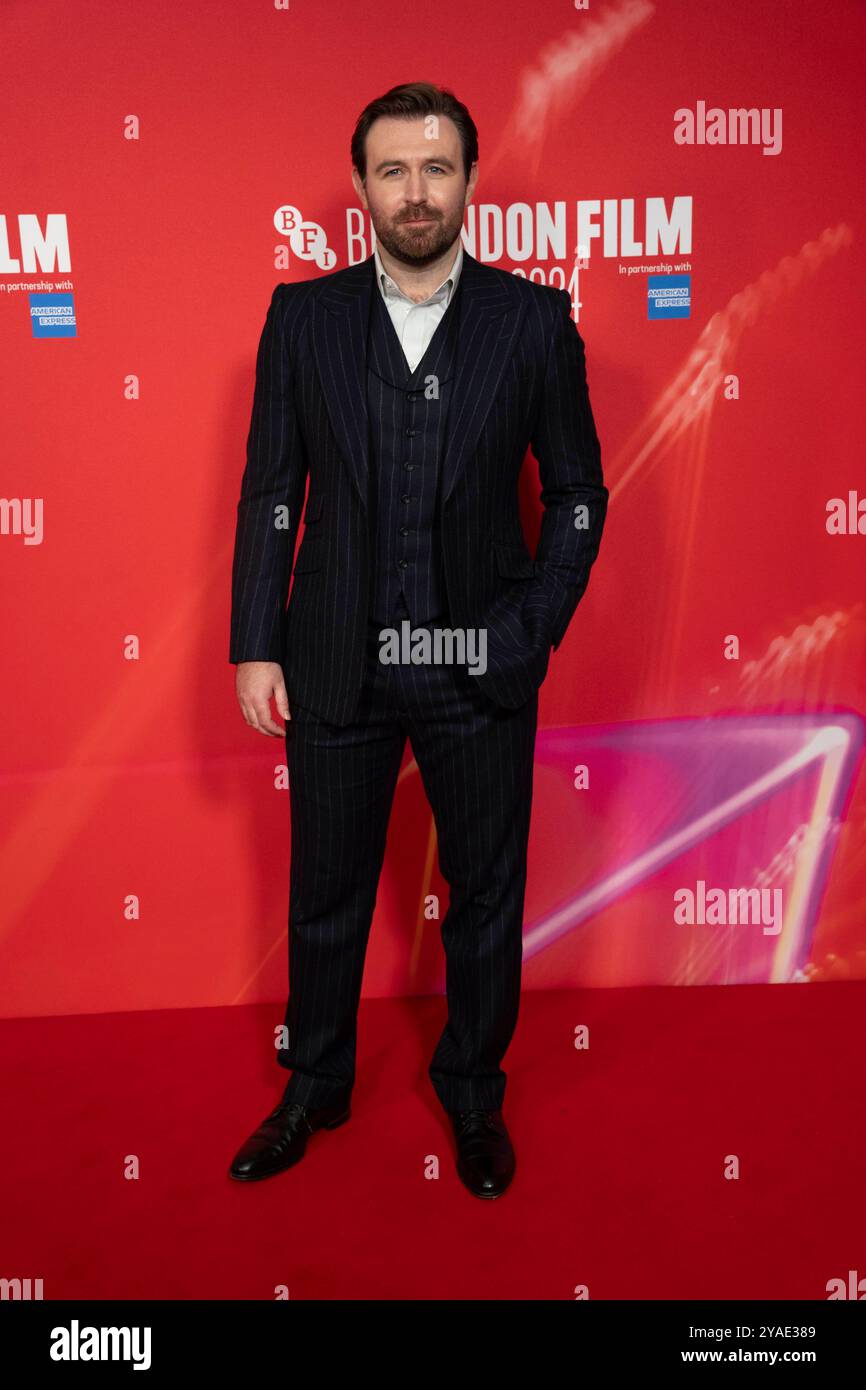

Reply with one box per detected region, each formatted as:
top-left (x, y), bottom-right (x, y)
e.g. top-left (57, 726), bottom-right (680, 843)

top-left (229, 248), bottom-right (608, 726)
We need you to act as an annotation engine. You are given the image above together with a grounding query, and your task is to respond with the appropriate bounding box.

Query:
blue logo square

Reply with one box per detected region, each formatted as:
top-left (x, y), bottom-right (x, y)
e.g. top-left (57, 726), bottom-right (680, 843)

top-left (648, 275), bottom-right (690, 320)
top-left (30, 293), bottom-right (77, 337)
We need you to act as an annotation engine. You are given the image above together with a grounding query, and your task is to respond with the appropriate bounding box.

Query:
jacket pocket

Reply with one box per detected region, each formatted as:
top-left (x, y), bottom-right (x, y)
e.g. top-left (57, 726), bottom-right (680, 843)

top-left (493, 542), bottom-right (536, 579)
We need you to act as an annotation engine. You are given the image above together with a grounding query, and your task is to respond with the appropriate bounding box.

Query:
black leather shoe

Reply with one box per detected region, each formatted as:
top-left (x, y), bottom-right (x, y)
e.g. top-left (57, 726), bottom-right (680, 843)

top-left (450, 1108), bottom-right (515, 1199)
top-left (229, 1094), bottom-right (351, 1182)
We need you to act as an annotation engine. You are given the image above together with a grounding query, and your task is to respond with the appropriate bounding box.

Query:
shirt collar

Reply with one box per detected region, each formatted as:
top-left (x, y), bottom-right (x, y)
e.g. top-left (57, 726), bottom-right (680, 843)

top-left (374, 240), bottom-right (463, 307)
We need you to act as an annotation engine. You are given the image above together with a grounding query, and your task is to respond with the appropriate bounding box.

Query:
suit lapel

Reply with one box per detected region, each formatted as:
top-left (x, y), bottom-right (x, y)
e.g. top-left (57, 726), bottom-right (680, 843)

top-left (311, 257), bottom-right (373, 511)
top-left (311, 247), bottom-right (526, 513)
top-left (438, 250), bottom-right (526, 508)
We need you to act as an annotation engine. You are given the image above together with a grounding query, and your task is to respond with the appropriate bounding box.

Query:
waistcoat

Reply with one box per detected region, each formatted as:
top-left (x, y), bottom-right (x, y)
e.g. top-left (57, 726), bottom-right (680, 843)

top-left (365, 274), bottom-right (464, 624)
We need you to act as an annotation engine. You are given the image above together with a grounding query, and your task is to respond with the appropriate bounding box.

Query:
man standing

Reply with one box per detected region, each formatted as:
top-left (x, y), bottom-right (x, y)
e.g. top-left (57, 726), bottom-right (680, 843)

top-left (228, 82), bottom-right (607, 1197)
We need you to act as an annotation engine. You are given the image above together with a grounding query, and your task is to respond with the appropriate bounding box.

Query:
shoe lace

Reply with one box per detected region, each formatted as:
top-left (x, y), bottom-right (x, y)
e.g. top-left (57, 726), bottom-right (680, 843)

top-left (268, 1100), bottom-right (308, 1127)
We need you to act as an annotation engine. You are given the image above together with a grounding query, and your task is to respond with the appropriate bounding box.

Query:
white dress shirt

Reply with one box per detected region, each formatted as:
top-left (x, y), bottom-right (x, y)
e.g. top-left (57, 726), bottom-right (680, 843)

top-left (373, 240), bottom-right (464, 372)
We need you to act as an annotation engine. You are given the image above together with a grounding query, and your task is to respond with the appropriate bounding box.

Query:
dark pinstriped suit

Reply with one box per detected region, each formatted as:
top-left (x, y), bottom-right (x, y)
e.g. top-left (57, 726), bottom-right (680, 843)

top-left (230, 247), bottom-right (607, 1112)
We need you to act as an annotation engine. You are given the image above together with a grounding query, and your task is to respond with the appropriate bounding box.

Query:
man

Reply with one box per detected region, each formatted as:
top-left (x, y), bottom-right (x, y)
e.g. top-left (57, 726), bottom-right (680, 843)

top-left (227, 82), bottom-right (608, 1198)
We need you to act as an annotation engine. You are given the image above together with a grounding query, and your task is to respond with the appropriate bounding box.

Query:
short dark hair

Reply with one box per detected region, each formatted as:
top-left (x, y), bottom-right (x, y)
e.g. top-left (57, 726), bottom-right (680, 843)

top-left (351, 81), bottom-right (479, 184)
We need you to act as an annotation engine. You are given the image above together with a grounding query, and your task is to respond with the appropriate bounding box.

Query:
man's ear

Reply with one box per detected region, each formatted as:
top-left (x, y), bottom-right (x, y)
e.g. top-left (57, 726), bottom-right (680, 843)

top-left (351, 167), bottom-right (368, 208)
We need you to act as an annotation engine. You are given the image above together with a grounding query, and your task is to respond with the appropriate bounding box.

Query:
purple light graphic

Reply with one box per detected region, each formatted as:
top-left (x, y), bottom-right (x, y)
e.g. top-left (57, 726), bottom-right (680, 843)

top-left (525, 713), bottom-right (864, 984)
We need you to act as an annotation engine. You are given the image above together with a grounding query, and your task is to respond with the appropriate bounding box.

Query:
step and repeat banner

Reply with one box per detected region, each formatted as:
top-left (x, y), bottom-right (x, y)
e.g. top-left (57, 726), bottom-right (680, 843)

top-left (2, 0), bottom-right (865, 1017)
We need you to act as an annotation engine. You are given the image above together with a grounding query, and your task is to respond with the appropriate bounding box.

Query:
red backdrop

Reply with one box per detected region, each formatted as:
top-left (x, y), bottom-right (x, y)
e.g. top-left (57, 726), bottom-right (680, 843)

top-left (2, 0), bottom-right (865, 1018)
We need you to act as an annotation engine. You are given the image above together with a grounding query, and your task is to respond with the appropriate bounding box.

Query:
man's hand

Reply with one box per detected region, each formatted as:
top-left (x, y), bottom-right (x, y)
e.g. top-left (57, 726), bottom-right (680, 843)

top-left (236, 661), bottom-right (290, 737)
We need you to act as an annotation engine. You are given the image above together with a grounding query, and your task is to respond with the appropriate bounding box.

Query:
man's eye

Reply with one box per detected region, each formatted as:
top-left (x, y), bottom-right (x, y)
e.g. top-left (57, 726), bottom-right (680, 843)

top-left (382, 166), bottom-right (445, 176)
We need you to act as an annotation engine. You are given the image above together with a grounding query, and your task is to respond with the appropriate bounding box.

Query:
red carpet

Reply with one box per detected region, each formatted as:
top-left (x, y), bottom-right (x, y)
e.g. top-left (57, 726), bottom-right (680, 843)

top-left (2, 982), bottom-right (863, 1300)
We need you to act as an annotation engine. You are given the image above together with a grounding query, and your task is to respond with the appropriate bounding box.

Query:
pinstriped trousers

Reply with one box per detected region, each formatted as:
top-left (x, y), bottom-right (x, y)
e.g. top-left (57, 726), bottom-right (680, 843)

top-left (278, 592), bottom-right (539, 1114)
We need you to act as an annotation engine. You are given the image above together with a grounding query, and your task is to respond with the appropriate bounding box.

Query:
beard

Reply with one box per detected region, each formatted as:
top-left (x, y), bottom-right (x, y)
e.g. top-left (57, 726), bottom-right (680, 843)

top-left (371, 205), bottom-right (463, 268)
